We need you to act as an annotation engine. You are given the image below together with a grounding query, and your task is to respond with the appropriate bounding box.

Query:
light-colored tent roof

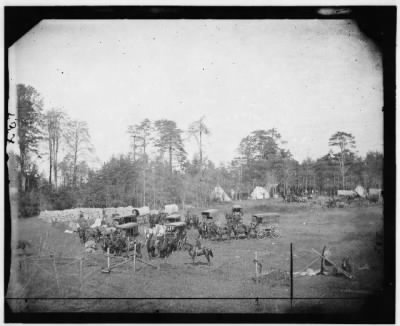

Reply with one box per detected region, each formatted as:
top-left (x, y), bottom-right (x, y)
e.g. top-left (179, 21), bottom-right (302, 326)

top-left (369, 188), bottom-right (382, 196)
top-left (337, 190), bottom-right (356, 197)
top-left (211, 185), bottom-right (232, 202)
top-left (251, 186), bottom-right (270, 199)
top-left (354, 185), bottom-right (367, 198)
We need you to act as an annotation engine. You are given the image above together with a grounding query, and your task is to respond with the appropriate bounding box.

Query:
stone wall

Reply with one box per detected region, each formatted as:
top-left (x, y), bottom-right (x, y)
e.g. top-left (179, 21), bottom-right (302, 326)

top-left (38, 206), bottom-right (149, 224)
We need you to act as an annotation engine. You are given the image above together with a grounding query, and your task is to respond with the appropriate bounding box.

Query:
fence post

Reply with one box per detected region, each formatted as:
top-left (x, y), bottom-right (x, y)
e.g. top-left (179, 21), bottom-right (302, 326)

top-left (79, 257), bottom-right (83, 296)
top-left (107, 247), bottom-right (110, 271)
top-left (53, 257), bottom-right (61, 296)
top-left (133, 241), bottom-right (137, 273)
top-left (255, 251), bottom-right (258, 284)
top-left (290, 243), bottom-right (293, 308)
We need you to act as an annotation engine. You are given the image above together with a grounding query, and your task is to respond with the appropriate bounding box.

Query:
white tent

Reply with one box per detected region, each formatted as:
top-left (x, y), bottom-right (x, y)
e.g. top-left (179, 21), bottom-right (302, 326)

top-left (251, 186), bottom-right (270, 200)
top-left (369, 188), bottom-right (382, 197)
top-left (211, 185), bottom-right (232, 202)
top-left (354, 185), bottom-right (367, 198)
top-left (337, 190), bottom-right (356, 197)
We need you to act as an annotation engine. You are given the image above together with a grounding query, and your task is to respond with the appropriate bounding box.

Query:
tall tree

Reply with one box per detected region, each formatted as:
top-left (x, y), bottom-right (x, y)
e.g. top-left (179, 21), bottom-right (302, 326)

top-left (128, 119), bottom-right (152, 205)
top-left (65, 120), bottom-right (93, 187)
top-left (16, 84), bottom-right (43, 191)
top-left (127, 125), bottom-right (139, 161)
top-left (364, 151), bottom-right (383, 188)
top-left (137, 119), bottom-right (152, 206)
top-left (44, 109), bottom-right (65, 188)
top-left (188, 116), bottom-right (210, 168)
top-left (153, 119), bottom-right (186, 173)
top-left (328, 131), bottom-right (356, 189)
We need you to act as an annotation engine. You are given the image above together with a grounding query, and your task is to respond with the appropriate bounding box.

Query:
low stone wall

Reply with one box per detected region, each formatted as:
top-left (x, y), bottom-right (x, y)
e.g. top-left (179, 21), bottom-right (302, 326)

top-left (38, 206), bottom-right (148, 224)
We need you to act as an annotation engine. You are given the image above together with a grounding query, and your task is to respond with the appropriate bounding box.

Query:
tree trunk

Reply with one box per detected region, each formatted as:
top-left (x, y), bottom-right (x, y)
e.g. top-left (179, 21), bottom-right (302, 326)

top-left (199, 129), bottom-right (202, 167)
top-left (169, 145), bottom-right (173, 173)
top-left (133, 136), bottom-right (136, 162)
top-left (54, 136), bottom-right (59, 189)
top-left (143, 166), bottom-right (146, 206)
top-left (49, 138), bottom-right (53, 186)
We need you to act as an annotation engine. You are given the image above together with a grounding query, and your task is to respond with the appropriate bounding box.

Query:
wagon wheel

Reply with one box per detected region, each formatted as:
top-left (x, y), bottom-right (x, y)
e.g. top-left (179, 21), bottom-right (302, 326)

top-left (271, 226), bottom-right (280, 238)
top-left (257, 230), bottom-right (266, 239)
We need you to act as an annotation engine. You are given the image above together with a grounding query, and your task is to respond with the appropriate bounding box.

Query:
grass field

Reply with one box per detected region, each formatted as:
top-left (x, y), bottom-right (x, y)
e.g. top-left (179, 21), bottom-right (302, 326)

top-left (6, 199), bottom-right (384, 315)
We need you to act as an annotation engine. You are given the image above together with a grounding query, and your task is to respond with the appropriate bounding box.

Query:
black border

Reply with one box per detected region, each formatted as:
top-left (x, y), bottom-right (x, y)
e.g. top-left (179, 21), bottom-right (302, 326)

top-left (4, 6), bottom-right (396, 323)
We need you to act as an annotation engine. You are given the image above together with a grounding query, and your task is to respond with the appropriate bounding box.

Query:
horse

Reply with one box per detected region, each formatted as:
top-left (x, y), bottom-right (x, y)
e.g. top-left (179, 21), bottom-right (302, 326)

top-left (185, 213), bottom-right (199, 230)
top-left (159, 236), bottom-right (178, 258)
top-left (183, 242), bottom-right (214, 265)
top-left (145, 231), bottom-right (158, 259)
top-left (196, 222), bottom-right (207, 239)
top-left (217, 225), bottom-right (232, 240)
top-left (101, 232), bottom-right (124, 255)
top-left (247, 223), bottom-right (258, 239)
top-left (207, 223), bottom-right (220, 241)
top-left (232, 223), bottom-right (248, 239)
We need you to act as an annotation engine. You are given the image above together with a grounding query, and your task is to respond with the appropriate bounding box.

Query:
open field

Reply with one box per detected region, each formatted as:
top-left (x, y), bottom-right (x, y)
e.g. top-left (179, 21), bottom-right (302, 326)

top-left (6, 199), bottom-right (384, 315)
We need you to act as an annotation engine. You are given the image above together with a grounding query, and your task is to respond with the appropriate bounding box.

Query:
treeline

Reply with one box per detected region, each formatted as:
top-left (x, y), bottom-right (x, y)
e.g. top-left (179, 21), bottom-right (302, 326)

top-left (9, 84), bottom-right (383, 217)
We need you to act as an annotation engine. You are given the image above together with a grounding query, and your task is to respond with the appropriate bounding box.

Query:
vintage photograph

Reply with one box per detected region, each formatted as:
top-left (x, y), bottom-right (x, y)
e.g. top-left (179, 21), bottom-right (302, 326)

top-left (5, 6), bottom-right (394, 322)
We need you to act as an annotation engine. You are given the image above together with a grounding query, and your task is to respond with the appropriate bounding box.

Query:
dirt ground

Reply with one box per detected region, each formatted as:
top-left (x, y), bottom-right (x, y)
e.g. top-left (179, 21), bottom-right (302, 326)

top-left (6, 199), bottom-right (385, 315)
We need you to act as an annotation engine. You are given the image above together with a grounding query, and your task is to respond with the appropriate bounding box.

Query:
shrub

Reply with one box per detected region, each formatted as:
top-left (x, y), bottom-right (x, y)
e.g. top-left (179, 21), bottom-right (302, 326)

top-left (19, 191), bottom-right (41, 217)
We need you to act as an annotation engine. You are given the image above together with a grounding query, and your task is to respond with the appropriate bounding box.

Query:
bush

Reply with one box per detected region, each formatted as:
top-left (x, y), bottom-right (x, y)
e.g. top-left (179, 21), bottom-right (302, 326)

top-left (50, 188), bottom-right (76, 210)
top-left (111, 199), bottom-right (127, 208)
top-left (19, 191), bottom-right (41, 217)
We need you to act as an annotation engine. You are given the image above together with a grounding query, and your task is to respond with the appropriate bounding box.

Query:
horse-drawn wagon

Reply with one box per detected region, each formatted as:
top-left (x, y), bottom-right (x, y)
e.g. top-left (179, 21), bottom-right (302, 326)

top-left (163, 213), bottom-right (182, 224)
top-left (165, 221), bottom-right (187, 249)
top-left (200, 209), bottom-right (220, 240)
top-left (112, 214), bottom-right (139, 237)
top-left (232, 204), bottom-right (243, 217)
top-left (251, 213), bottom-right (280, 239)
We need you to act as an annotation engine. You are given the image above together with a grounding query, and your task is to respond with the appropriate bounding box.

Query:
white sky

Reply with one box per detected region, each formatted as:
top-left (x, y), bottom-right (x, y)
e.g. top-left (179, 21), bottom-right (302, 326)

top-left (9, 19), bottom-right (383, 170)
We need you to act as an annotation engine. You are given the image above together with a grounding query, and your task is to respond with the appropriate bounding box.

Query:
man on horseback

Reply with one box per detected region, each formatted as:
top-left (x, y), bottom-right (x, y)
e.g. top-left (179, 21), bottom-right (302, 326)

top-left (195, 237), bottom-right (202, 250)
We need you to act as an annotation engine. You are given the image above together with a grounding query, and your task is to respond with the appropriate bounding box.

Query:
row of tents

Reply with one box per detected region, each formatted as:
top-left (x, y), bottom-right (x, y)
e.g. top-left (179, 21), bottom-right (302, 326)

top-left (338, 185), bottom-right (382, 199)
top-left (211, 184), bottom-right (383, 202)
top-left (210, 184), bottom-right (279, 202)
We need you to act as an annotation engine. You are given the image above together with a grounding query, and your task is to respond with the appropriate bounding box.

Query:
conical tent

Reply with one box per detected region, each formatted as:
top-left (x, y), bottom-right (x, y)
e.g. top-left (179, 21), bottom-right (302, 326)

top-left (211, 185), bottom-right (232, 202)
top-left (251, 186), bottom-right (270, 200)
top-left (354, 185), bottom-right (367, 198)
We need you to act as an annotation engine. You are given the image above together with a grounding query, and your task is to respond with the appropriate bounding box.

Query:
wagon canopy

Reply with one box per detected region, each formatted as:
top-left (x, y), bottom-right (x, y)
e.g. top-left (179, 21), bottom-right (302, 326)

top-left (166, 221), bottom-right (186, 227)
top-left (252, 212), bottom-right (280, 224)
top-left (116, 222), bottom-right (138, 229)
top-left (164, 204), bottom-right (179, 215)
top-left (201, 209), bottom-right (219, 219)
top-left (165, 213), bottom-right (181, 223)
top-left (132, 206), bottom-right (150, 216)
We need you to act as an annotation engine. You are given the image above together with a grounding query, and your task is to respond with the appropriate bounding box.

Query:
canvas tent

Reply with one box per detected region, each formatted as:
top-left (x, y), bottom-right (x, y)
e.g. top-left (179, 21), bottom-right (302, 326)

top-left (369, 188), bottom-right (382, 197)
top-left (337, 190), bottom-right (356, 197)
top-left (354, 185), bottom-right (367, 198)
top-left (251, 186), bottom-right (270, 200)
top-left (211, 185), bottom-right (232, 202)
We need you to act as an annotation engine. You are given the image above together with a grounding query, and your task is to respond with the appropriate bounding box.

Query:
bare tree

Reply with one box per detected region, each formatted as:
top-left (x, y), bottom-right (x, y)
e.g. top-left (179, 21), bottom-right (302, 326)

top-left (65, 120), bottom-right (93, 187)
top-left (44, 109), bottom-right (65, 188)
